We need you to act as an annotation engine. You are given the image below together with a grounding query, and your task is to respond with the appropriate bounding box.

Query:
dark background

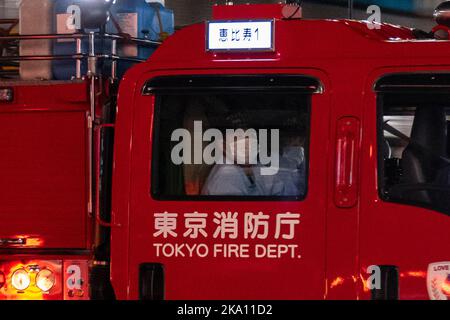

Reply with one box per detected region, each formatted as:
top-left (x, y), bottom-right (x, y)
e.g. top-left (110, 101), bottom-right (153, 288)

top-left (0, 0), bottom-right (444, 31)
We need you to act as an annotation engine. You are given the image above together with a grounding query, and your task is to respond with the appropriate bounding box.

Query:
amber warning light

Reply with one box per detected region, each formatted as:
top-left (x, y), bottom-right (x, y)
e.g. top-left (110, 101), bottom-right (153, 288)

top-left (206, 20), bottom-right (274, 52)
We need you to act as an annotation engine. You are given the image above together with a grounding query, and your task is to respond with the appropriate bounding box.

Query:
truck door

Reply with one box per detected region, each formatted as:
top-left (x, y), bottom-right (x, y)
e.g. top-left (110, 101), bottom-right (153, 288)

top-left (121, 73), bottom-right (330, 300)
top-left (360, 72), bottom-right (450, 300)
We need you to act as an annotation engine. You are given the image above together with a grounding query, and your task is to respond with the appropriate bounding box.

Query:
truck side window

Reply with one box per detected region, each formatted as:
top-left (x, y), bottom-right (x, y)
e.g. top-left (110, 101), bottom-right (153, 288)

top-left (379, 92), bottom-right (450, 215)
top-left (152, 92), bottom-right (310, 200)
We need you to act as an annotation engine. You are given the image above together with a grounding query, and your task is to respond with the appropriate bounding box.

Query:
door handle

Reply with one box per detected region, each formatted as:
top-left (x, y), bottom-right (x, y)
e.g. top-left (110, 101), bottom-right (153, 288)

top-left (371, 265), bottom-right (400, 300)
top-left (139, 263), bottom-right (165, 301)
top-left (0, 238), bottom-right (26, 246)
top-left (334, 117), bottom-right (361, 208)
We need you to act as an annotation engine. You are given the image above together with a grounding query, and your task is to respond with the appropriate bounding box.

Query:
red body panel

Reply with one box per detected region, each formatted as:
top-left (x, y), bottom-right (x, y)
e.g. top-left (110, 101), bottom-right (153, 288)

top-left (110, 12), bottom-right (450, 300)
top-left (0, 81), bottom-right (92, 250)
top-left (358, 67), bottom-right (450, 300)
top-left (1, 4), bottom-right (449, 301)
top-left (125, 68), bottom-right (329, 300)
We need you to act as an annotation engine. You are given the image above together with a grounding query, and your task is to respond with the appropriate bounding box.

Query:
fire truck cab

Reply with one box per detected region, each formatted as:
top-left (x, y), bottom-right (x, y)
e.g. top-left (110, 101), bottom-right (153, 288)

top-left (1, 3), bottom-right (450, 300)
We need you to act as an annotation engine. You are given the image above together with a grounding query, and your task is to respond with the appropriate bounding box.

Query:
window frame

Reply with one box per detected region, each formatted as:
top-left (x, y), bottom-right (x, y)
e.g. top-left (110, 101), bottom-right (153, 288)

top-left (376, 73), bottom-right (450, 216)
top-left (148, 74), bottom-right (320, 202)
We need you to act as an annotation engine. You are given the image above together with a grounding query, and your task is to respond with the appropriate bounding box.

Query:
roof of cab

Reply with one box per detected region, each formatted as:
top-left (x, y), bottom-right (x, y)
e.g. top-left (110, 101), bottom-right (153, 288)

top-left (141, 4), bottom-right (450, 72)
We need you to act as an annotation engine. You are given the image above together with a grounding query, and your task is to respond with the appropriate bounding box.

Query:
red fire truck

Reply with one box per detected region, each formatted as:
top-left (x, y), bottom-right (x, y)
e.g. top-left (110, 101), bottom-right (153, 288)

top-left (1, 2), bottom-right (450, 300)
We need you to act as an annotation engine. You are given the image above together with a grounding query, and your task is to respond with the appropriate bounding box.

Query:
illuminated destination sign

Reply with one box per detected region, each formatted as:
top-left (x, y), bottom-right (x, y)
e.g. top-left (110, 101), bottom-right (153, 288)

top-left (206, 20), bottom-right (274, 52)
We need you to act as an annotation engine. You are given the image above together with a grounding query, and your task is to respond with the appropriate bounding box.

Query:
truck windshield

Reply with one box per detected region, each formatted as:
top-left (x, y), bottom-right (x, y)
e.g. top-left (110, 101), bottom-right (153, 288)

top-left (379, 90), bottom-right (450, 215)
top-left (152, 92), bottom-right (311, 200)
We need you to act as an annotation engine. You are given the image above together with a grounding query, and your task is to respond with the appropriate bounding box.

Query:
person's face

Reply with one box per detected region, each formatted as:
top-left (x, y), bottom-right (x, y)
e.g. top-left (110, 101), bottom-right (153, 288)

top-left (225, 136), bottom-right (258, 166)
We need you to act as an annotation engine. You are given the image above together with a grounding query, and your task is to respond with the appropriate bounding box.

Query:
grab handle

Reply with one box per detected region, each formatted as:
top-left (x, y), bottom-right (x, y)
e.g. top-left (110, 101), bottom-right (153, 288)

top-left (334, 117), bottom-right (361, 208)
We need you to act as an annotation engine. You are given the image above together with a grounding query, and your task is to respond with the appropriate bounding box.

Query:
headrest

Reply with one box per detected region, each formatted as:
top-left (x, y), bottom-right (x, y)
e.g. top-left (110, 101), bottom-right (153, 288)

top-left (410, 106), bottom-right (447, 157)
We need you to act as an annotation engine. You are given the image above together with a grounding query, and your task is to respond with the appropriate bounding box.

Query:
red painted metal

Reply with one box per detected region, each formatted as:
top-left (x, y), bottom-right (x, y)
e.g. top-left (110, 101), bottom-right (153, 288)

top-left (0, 81), bottom-right (91, 250)
top-left (110, 7), bottom-right (449, 300)
top-left (1, 3), bottom-right (450, 300)
top-left (334, 117), bottom-right (361, 208)
top-left (115, 68), bottom-right (330, 300)
top-left (357, 66), bottom-right (450, 300)
top-left (0, 80), bottom-right (94, 300)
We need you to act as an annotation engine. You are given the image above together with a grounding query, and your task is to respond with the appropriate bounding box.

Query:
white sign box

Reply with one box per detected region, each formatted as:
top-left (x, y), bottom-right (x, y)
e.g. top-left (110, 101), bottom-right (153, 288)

top-left (207, 20), bottom-right (274, 52)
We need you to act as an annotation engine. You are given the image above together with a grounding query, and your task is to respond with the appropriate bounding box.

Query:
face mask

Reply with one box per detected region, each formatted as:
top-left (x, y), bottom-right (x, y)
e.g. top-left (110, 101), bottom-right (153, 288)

top-left (225, 137), bottom-right (259, 165)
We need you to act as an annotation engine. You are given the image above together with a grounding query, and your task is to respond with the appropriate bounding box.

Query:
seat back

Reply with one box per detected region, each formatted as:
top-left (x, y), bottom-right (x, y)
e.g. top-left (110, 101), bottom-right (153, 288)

top-left (401, 106), bottom-right (447, 202)
top-left (447, 120), bottom-right (450, 157)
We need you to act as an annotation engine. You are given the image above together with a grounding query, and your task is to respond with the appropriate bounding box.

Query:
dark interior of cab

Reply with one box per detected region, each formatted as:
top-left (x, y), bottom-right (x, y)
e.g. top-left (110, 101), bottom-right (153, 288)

top-left (380, 89), bottom-right (450, 215)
